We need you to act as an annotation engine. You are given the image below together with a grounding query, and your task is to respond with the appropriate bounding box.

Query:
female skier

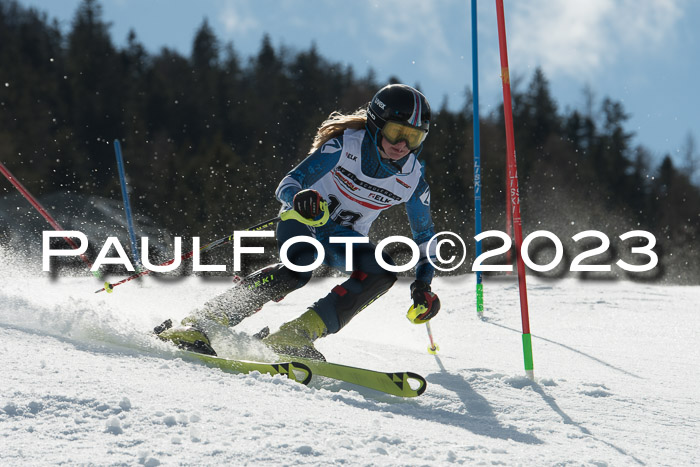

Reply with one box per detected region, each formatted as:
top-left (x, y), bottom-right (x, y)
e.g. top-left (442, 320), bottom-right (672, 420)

top-left (155, 84), bottom-right (441, 360)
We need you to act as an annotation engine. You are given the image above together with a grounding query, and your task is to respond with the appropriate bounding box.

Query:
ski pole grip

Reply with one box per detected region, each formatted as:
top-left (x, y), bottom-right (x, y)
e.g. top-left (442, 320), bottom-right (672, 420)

top-left (280, 201), bottom-right (330, 227)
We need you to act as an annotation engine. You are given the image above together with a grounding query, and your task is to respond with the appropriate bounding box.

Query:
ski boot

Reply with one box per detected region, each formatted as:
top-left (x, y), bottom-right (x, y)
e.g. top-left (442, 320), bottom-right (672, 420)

top-left (153, 319), bottom-right (217, 356)
top-left (263, 309), bottom-right (327, 361)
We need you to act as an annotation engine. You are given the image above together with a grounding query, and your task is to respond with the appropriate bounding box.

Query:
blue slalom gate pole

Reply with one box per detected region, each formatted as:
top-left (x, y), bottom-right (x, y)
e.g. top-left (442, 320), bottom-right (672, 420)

top-left (471, 0), bottom-right (484, 316)
top-left (114, 139), bottom-right (141, 268)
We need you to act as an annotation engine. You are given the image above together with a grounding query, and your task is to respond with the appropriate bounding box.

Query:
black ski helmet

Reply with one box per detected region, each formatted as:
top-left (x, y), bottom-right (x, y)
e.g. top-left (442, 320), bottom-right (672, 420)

top-left (366, 84), bottom-right (431, 149)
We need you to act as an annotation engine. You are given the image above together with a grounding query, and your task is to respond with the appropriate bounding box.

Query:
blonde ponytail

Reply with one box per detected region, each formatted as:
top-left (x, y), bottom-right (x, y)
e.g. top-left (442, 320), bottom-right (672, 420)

top-left (309, 108), bottom-right (367, 154)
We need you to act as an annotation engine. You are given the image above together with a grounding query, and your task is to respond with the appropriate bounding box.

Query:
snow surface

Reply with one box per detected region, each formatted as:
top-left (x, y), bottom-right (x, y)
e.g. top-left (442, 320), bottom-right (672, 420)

top-left (1, 247), bottom-right (699, 466)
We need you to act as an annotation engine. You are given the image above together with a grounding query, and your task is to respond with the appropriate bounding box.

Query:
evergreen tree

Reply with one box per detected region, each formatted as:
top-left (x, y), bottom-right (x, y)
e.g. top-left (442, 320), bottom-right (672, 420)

top-left (0, 0), bottom-right (698, 281)
top-left (65, 0), bottom-right (122, 191)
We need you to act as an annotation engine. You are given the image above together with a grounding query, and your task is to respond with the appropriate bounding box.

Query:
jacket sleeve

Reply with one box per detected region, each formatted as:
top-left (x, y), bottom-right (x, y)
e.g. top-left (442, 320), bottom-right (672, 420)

top-left (275, 137), bottom-right (343, 208)
top-left (405, 166), bottom-right (436, 284)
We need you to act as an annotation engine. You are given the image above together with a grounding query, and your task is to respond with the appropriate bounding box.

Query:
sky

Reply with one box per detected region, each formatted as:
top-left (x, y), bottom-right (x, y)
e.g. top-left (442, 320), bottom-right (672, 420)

top-left (15, 0), bottom-right (700, 167)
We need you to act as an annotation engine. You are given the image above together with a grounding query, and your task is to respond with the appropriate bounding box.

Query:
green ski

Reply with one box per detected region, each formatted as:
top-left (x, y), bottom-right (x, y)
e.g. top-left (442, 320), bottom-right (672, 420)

top-left (284, 356), bottom-right (427, 397)
top-left (182, 352), bottom-right (313, 385)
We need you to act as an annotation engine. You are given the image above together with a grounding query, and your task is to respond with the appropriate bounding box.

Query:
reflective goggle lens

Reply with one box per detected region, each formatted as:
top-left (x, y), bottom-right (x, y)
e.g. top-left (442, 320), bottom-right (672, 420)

top-left (381, 121), bottom-right (426, 150)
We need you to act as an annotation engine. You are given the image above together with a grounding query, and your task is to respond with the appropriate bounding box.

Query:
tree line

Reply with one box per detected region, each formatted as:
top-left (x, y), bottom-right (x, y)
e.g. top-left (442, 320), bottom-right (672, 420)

top-left (1, 0), bottom-right (698, 283)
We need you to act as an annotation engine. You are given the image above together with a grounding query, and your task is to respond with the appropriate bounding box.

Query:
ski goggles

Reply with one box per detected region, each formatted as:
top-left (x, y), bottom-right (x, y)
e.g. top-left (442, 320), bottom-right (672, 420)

top-left (381, 121), bottom-right (428, 150)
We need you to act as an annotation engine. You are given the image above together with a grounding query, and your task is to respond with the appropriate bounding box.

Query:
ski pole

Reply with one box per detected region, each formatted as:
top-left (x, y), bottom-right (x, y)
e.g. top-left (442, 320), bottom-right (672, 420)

top-left (95, 202), bottom-right (329, 294)
top-left (426, 321), bottom-right (439, 355)
top-left (0, 161), bottom-right (102, 279)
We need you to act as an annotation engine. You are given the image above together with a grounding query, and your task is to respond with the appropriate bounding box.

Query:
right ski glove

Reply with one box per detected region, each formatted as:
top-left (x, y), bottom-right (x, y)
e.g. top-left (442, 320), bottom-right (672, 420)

top-left (407, 280), bottom-right (441, 324)
top-left (293, 189), bottom-right (324, 219)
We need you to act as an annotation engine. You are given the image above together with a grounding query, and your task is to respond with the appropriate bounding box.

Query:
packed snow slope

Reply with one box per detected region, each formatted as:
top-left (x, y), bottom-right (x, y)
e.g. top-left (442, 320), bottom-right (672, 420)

top-left (1, 249), bottom-right (698, 466)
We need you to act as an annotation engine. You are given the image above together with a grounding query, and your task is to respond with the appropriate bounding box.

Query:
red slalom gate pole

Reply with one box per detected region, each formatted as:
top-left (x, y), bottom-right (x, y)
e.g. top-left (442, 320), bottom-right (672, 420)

top-left (494, 0), bottom-right (534, 380)
top-left (0, 162), bottom-right (100, 278)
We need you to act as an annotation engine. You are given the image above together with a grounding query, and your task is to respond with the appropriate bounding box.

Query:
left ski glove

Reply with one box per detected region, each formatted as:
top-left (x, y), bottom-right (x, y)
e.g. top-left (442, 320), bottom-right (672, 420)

top-left (407, 280), bottom-right (441, 324)
top-left (293, 189), bottom-right (324, 219)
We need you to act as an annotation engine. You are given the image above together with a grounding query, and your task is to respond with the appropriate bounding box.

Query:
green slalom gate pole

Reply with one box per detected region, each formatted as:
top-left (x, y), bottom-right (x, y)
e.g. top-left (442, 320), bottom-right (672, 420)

top-left (95, 202), bottom-right (330, 294)
top-left (471, 0), bottom-right (484, 317)
top-left (495, 0), bottom-right (534, 380)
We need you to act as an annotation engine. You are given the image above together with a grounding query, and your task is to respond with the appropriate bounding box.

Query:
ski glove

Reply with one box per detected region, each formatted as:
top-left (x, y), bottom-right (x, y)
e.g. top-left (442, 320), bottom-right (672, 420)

top-left (293, 189), bottom-right (324, 219)
top-left (406, 280), bottom-right (441, 324)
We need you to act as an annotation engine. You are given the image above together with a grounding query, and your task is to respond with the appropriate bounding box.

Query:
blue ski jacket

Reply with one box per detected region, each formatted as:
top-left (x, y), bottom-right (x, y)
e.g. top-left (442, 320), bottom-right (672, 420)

top-left (276, 130), bottom-right (436, 284)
